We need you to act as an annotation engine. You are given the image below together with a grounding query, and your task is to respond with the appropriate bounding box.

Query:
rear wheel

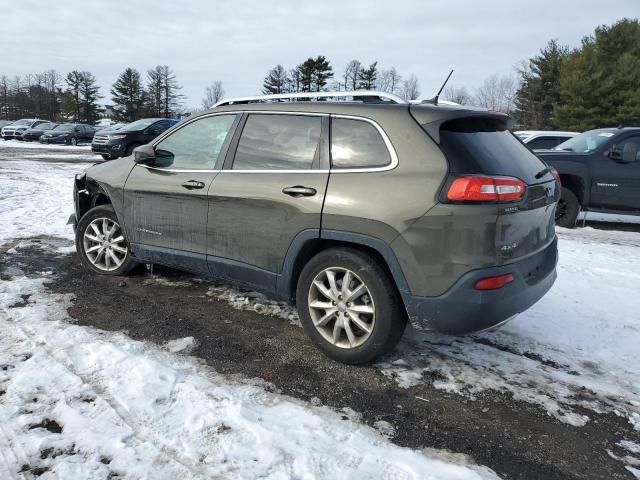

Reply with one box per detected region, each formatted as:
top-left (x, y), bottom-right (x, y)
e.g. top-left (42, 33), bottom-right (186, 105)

top-left (76, 205), bottom-right (136, 275)
top-left (296, 248), bottom-right (406, 364)
top-left (555, 186), bottom-right (580, 228)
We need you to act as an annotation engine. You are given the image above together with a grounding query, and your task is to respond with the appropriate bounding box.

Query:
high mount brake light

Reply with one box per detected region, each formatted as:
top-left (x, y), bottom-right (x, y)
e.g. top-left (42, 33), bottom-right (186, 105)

top-left (447, 176), bottom-right (526, 203)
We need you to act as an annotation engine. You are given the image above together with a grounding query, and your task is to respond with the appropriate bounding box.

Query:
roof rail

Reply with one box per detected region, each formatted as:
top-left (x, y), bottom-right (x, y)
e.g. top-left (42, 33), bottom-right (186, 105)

top-left (212, 90), bottom-right (407, 108)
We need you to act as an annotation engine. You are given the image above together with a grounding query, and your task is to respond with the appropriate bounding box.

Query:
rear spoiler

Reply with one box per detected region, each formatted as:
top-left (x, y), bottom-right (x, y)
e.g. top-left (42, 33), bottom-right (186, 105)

top-left (409, 104), bottom-right (512, 144)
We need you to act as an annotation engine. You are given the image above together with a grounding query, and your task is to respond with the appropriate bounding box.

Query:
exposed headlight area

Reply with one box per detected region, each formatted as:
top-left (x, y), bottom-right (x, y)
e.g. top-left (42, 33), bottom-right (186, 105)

top-left (108, 134), bottom-right (127, 140)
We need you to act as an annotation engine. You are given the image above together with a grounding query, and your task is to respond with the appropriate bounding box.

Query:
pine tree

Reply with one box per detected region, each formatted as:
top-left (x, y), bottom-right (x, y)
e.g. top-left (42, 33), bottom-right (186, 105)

top-left (64, 71), bottom-right (83, 121)
top-left (357, 62), bottom-right (378, 90)
top-left (555, 19), bottom-right (640, 130)
top-left (79, 71), bottom-right (101, 123)
top-left (514, 40), bottom-right (569, 129)
top-left (111, 68), bottom-right (145, 122)
top-left (262, 65), bottom-right (290, 95)
top-left (311, 56), bottom-right (333, 92)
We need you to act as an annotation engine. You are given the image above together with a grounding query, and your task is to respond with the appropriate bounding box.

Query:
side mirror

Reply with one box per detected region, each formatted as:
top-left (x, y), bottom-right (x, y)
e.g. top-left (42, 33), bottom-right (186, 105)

top-left (133, 144), bottom-right (156, 164)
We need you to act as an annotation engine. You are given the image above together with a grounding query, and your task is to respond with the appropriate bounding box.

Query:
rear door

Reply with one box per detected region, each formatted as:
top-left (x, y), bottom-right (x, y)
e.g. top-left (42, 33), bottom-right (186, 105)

top-left (207, 112), bottom-right (329, 285)
top-left (591, 134), bottom-right (640, 210)
top-left (122, 113), bottom-right (239, 271)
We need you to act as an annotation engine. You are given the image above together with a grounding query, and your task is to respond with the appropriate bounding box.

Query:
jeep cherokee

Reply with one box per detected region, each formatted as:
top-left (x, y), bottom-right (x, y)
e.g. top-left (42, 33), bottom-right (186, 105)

top-left (71, 91), bottom-right (559, 364)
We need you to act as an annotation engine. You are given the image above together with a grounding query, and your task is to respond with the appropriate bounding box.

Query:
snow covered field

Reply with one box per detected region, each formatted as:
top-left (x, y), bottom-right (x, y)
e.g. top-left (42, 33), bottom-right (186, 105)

top-left (1, 157), bottom-right (640, 478)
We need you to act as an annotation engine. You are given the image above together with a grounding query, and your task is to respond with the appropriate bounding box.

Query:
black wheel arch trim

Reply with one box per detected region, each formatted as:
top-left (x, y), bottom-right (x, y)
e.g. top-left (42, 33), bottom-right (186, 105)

top-left (277, 228), bottom-right (412, 304)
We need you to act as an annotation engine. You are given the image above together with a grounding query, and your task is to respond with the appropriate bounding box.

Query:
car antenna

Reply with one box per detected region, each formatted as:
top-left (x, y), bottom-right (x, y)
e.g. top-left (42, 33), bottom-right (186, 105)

top-left (422, 70), bottom-right (454, 106)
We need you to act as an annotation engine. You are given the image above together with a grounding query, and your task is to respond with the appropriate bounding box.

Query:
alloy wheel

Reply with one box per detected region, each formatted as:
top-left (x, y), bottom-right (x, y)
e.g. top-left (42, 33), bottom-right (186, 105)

top-left (308, 267), bottom-right (375, 349)
top-left (82, 217), bottom-right (128, 272)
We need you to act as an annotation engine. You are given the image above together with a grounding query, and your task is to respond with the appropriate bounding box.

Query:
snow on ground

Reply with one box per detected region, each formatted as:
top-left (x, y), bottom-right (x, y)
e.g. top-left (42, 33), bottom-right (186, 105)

top-left (0, 160), bottom-right (84, 245)
top-left (0, 139), bottom-right (91, 151)
top-left (0, 255), bottom-right (498, 480)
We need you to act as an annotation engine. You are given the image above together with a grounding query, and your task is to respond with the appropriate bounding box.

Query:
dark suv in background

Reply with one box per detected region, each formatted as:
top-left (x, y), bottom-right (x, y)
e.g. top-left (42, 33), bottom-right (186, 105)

top-left (91, 118), bottom-right (177, 160)
top-left (71, 91), bottom-right (559, 364)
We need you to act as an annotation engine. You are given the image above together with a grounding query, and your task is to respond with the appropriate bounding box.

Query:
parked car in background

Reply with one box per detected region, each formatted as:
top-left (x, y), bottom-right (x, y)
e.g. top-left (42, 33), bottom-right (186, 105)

top-left (20, 121), bottom-right (58, 141)
top-left (91, 118), bottom-right (177, 160)
top-left (39, 123), bottom-right (96, 146)
top-left (515, 130), bottom-right (579, 150)
top-left (72, 91), bottom-right (559, 364)
top-left (538, 127), bottom-right (640, 227)
top-left (1, 119), bottom-right (49, 140)
top-left (0, 120), bottom-right (13, 129)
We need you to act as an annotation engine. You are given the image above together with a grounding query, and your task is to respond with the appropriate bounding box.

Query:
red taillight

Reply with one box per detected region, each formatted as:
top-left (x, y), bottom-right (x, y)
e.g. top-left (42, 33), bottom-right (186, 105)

top-left (474, 273), bottom-right (514, 291)
top-left (550, 167), bottom-right (561, 186)
top-left (446, 176), bottom-right (526, 203)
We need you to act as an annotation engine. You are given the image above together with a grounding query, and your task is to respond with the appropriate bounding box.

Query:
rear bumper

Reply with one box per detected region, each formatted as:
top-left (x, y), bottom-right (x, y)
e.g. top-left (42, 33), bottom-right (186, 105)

top-left (405, 236), bottom-right (558, 334)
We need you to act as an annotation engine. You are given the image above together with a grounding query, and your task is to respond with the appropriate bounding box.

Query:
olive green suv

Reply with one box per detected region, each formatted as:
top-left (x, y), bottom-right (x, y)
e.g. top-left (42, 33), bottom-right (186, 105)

top-left (71, 91), bottom-right (559, 364)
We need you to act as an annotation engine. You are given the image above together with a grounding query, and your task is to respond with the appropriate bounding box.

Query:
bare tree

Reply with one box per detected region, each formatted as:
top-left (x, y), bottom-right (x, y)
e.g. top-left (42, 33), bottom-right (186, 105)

top-left (343, 60), bottom-right (362, 91)
top-left (377, 67), bottom-right (402, 94)
top-left (202, 80), bottom-right (225, 108)
top-left (473, 73), bottom-right (518, 114)
top-left (443, 85), bottom-right (472, 105)
top-left (401, 74), bottom-right (420, 100)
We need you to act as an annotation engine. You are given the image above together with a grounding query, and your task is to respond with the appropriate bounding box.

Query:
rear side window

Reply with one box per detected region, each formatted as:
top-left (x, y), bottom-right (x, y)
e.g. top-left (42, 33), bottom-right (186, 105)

top-left (331, 118), bottom-right (390, 169)
top-left (438, 117), bottom-right (547, 184)
top-left (233, 114), bottom-right (321, 170)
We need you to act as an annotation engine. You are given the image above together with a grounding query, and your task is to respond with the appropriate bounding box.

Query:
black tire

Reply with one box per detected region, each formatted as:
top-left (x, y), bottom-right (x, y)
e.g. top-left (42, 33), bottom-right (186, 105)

top-left (296, 247), bottom-right (406, 364)
top-left (125, 143), bottom-right (140, 157)
top-left (75, 205), bottom-right (136, 276)
top-left (555, 186), bottom-right (580, 228)
top-left (69, 136), bottom-right (77, 146)
top-left (101, 154), bottom-right (116, 161)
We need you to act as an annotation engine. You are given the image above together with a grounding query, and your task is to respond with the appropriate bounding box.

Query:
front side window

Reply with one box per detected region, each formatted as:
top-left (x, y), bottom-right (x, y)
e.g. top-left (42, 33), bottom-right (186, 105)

top-left (527, 136), bottom-right (562, 150)
top-left (610, 136), bottom-right (640, 163)
top-left (331, 118), bottom-right (391, 169)
top-left (154, 114), bottom-right (237, 170)
top-left (233, 114), bottom-right (321, 170)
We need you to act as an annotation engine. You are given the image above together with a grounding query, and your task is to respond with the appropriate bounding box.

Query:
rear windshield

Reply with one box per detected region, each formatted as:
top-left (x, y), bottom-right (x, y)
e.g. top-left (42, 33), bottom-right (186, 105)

top-left (438, 117), bottom-right (548, 184)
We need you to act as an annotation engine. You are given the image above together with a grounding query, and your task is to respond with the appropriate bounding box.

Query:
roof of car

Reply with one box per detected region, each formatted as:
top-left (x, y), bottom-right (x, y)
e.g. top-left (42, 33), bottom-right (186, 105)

top-left (515, 130), bottom-right (580, 137)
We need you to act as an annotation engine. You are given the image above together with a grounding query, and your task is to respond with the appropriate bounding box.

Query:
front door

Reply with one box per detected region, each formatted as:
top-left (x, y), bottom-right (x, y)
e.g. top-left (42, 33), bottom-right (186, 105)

top-left (207, 113), bottom-right (329, 289)
top-left (591, 134), bottom-right (640, 210)
top-left (122, 113), bottom-right (239, 271)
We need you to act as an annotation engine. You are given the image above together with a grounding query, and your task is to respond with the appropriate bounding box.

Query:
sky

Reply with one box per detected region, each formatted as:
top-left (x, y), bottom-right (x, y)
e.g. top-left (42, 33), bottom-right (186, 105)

top-left (2, 0), bottom-right (638, 110)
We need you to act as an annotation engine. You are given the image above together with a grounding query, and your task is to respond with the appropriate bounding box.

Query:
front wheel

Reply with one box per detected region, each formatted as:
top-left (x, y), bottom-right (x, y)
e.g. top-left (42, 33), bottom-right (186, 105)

top-left (296, 248), bottom-right (406, 364)
top-left (75, 205), bottom-right (136, 275)
top-left (101, 154), bottom-right (116, 161)
top-left (69, 136), bottom-right (77, 146)
top-left (555, 187), bottom-right (580, 228)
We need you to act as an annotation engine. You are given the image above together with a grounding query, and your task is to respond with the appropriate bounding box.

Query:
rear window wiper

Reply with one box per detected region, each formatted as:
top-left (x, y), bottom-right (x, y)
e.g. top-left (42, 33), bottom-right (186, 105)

top-left (534, 166), bottom-right (553, 180)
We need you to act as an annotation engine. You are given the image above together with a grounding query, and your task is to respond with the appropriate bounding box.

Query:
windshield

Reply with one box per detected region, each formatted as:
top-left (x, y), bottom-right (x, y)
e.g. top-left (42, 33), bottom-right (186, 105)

top-left (554, 129), bottom-right (615, 153)
top-left (53, 124), bottom-right (76, 132)
top-left (39, 123), bottom-right (55, 130)
top-left (14, 119), bottom-right (33, 126)
top-left (120, 119), bottom-right (158, 132)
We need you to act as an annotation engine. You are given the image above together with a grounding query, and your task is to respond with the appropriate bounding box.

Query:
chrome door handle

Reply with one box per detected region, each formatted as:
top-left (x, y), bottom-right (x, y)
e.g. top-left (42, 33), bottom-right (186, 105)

top-left (181, 180), bottom-right (206, 190)
top-left (282, 186), bottom-right (317, 197)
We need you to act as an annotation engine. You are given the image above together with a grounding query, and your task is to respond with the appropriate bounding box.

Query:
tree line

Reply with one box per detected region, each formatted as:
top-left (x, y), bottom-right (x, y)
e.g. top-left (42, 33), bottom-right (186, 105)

top-left (261, 56), bottom-right (420, 100)
top-left (2, 18), bottom-right (637, 130)
top-left (443, 18), bottom-right (640, 131)
top-left (0, 65), bottom-right (186, 124)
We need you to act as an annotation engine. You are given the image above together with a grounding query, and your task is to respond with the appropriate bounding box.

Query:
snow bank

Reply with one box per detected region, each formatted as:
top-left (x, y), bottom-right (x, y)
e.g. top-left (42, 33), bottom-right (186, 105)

top-left (0, 264), bottom-right (498, 480)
